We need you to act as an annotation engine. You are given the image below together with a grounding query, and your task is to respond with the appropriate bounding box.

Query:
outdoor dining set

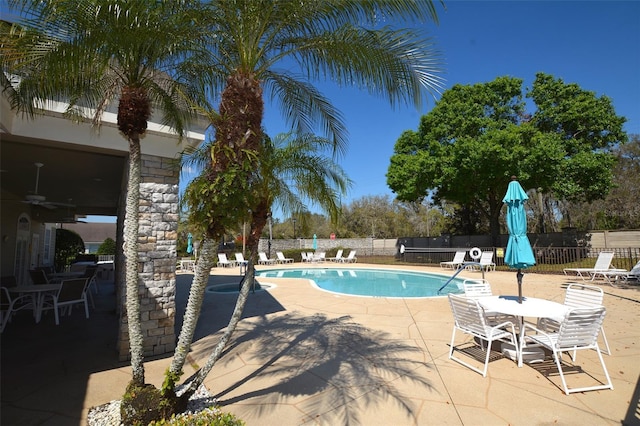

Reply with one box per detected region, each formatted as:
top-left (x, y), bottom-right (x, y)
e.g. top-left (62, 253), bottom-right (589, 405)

top-left (447, 278), bottom-right (613, 395)
top-left (0, 262), bottom-right (102, 332)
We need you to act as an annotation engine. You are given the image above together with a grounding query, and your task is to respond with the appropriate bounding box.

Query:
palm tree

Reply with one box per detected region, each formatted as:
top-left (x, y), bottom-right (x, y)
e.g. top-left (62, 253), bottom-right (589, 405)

top-left (177, 131), bottom-right (351, 395)
top-left (1, 0), bottom-right (211, 392)
top-left (171, 0), bottom-right (444, 410)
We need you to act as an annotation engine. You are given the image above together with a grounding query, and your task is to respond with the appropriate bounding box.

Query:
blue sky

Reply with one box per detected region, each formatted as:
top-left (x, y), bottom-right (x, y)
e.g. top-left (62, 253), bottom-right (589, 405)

top-left (80, 1), bottom-right (640, 223)
top-left (257, 1), bottom-right (640, 220)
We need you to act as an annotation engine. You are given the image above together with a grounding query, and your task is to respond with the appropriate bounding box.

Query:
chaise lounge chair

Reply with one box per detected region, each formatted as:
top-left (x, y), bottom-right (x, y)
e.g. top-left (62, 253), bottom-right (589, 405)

top-left (598, 260), bottom-right (640, 285)
top-left (563, 251), bottom-right (625, 281)
top-left (440, 251), bottom-right (466, 269)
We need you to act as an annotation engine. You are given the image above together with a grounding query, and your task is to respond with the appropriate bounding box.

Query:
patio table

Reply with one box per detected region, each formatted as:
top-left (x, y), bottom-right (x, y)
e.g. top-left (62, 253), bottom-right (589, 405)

top-left (9, 284), bottom-right (61, 323)
top-left (478, 295), bottom-right (569, 367)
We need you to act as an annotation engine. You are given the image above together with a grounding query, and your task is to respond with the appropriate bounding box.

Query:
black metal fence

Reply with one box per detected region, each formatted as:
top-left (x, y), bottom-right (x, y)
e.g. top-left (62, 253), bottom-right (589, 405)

top-left (399, 246), bottom-right (640, 274)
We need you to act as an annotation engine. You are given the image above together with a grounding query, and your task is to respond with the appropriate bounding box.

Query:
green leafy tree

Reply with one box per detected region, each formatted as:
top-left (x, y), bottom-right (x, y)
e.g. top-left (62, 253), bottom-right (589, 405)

top-left (387, 73), bottom-right (627, 244)
top-left (96, 237), bottom-right (116, 256)
top-left (54, 228), bottom-right (85, 272)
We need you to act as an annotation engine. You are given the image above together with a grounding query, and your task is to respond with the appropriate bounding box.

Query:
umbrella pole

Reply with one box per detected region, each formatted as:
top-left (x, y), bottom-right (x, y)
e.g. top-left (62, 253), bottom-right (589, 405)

top-left (517, 269), bottom-right (524, 303)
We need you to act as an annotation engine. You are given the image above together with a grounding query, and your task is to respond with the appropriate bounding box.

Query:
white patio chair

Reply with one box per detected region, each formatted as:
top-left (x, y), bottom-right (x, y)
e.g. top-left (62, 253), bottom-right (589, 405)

top-left (440, 251), bottom-right (466, 269)
top-left (217, 253), bottom-right (236, 268)
top-left (276, 251), bottom-right (294, 263)
top-left (235, 253), bottom-right (249, 267)
top-left (599, 260), bottom-right (640, 285)
top-left (462, 278), bottom-right (519, 329)
top-left (447, 294), bottom-right (519, 377)
top-left (340, 250), bottom-right (357, 263)
top-left (537, 283), bottom-right (610, 355)
top-left (326, 249), bottom-right (344, 262)
top-left (465, 251), bottom-right (495, 272)
top-left (563, 251), bottom-right (624, 281)
top-left (52, 278), bottom-right (90, 325)
top-left (1, 286), bottom-right (33, 332)
top-left (258, 252), bottom-right (277, 265)
top-left (521, 306), bottom-right (612, 394)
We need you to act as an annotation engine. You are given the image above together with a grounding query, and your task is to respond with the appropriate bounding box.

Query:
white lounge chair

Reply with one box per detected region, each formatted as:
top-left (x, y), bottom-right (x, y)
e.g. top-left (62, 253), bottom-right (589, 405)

top-left (235, 253), bottom-right (249, 267)
top-left (537, 283), bottom-right (610, 355)
top-left (258, 252), bottom-right (277, 265)
top-left (598, 260), bottom-right (640, 285)
top-left (467, 251), bottom-right (495, 272)
top-left (326, 249), bottom-right (344, 262)
top-left (276, 251), bottom-right (294, 264)
top-left (340, 250), bottom-right (357, 263)
top-left (521, 306), bottom-right (612, 394)
top-left (217, 253), bottom-right (236, 268)
top-left (447, 294), bottom-right (519, 377)
top-left (563, 251), bottom-right (624, 281)
top-left (440, 251), bottom-right (466, 269)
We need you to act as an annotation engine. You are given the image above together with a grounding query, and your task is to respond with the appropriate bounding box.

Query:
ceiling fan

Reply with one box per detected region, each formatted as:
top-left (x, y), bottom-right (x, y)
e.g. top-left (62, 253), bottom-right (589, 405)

top-left (57, 199), bottom-right (87, 223)
top-left (23, 162), bottom-right (75, 210)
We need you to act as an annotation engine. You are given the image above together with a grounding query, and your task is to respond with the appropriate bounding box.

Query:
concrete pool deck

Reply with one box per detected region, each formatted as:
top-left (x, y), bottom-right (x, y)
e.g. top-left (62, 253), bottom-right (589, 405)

top-left (2, 263), bottom-right (639, 425)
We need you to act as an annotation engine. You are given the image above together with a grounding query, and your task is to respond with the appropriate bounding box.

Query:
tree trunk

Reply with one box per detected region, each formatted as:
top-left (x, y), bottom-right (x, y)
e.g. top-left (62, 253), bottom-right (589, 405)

top-left (125, 136), bottom-right (145, 385)
top-left (167, 237), bottom-right (217, 385)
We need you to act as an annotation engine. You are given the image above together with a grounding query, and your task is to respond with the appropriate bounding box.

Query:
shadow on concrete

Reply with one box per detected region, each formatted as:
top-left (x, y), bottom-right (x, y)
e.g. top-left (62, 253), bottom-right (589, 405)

top-left (0, 279), bottom-right (123, 425)
top-left (193, 311), bottom-right (435, 425)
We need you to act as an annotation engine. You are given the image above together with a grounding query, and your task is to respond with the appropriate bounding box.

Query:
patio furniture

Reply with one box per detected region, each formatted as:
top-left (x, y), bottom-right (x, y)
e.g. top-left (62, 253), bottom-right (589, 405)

top-left (447, 294), bottom-right (519, 377)
top-left (440, 251), bottom-right (466, 269)
top-left (1, 287), bottom-right (33, 332)
top-left (598, 260), bottom-right (640, 285)
top-left (276, 251), bottom-right (294, 263)
top-left (563, 251), bottom-right (625, 281)
top-left (340, 250), bottom-right (357, 263)
top-left (53, 278), bottom-right (90, 325)
top-left (477, 295), bottom-right (568, 367)
top-left (217, 253), bottom-right (236, 268)
top-left (258, 252), bottom-right (277, 265)
top-left (462, 279), bottom-right (517, 326)
top-left (326, 249), bottom-right (344, 262)
top-left (8, 284), bottom-right (61, 323)
top-left (521, 306), bottom-right (612, 394)
top-left (537, 283), bottom-right (610, 355)
top-left (235, 253), bottom-right (249, 267)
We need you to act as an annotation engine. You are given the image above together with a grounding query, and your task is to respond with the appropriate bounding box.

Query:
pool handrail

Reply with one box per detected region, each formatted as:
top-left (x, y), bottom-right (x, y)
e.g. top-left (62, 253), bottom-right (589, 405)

top-left (437, 262), bottom-right (483, 294)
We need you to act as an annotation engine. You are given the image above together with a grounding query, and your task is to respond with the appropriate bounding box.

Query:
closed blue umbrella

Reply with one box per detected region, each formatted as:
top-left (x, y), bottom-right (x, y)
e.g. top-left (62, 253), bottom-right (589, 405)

top-left (186, 233), bottom-right (193, 254)
top-left (503, 177), bottom-right (536, 303)
top-left (312, 234), bottom-right (317, 250)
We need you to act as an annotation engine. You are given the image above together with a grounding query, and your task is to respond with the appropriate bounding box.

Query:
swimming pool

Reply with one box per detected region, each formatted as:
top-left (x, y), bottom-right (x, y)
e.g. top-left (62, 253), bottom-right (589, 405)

top-left (256, 268), bottom-right (465, 298)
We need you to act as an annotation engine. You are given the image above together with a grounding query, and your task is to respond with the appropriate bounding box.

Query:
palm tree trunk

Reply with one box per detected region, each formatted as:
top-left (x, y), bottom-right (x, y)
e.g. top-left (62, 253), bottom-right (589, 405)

top-left (180, 259), bottom-right (256, 400)
top-left (179, 200), bottom-right (269, 400)
top-left (125, 136), bottom-right (146, 385)
top-left (167, 237), bottom-right (217, 385)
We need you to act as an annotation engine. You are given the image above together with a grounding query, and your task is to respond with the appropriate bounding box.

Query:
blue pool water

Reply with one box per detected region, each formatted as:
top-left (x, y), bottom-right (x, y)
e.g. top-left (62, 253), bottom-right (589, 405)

top-left (256, 268), bottom-right (465, 298)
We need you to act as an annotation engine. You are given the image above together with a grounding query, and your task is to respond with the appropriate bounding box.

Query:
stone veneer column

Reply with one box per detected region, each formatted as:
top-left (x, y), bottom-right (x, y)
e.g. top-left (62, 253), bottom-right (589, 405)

top-left (117, 154), bottom-right (179, 361)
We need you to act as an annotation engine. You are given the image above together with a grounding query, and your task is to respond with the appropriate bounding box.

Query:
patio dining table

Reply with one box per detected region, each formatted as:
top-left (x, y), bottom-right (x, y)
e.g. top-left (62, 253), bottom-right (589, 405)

top-left (9, 284), bottom-right (61, 323)
top-left (478, 295), bottom-right (569, 367)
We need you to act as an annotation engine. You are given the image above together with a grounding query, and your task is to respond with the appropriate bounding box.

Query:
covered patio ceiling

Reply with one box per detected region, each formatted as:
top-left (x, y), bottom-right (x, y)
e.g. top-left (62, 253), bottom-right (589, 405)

top-left (1, 135), bottom-right (126, 222)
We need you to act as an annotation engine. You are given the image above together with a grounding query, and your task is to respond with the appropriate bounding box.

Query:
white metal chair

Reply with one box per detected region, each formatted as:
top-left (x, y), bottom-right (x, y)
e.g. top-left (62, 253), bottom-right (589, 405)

top-left (522, 306), bottom-right (612, 394)
top-left (447, 294), bottom-right (519, 377)
top-left (538, 283), bottom-right (610, 355)
top-left (276, 251), bottom-right (294, 263)
top-left (53, 278), bottom-right (90, 325)
top-left (441, 251), bottom-right (466, 269)
top-left (258, 252), bottom-right (277, 265)
top-left (1, 287), bottom-right (33, 332)
top-left (217, 253), bottom-right (236, 268)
